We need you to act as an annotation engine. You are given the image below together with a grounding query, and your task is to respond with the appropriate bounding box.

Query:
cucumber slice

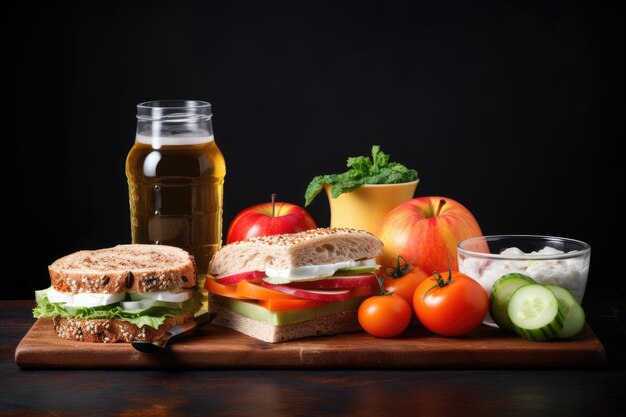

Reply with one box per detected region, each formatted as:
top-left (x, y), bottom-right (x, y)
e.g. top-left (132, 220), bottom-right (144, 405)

top-left (489, 273), bottom-right (535, 331)
top-left (507, 284), bottom-right (564, 341)
top-left (210, 294), bottom-right (367, 326)
top-left (128, 290), bottom-right (193, 302)
top-left (336, 265), bottom-right (380, 275)
top-left (545, 285), bottom-right (586, 339)
top-left (263, 274), bottom-right (333, 285)
top-left (120, 299), bottom-right (155, 311)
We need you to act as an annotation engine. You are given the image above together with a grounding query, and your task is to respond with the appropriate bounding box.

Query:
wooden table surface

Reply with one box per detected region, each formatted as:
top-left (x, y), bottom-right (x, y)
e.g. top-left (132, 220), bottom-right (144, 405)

top-left (2, 300), bottom-right (625, 417)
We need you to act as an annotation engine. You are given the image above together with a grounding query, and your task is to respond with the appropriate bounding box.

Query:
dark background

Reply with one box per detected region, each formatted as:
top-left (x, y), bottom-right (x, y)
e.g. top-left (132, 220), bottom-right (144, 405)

top-left (4, 1), bottom-right (622, 302)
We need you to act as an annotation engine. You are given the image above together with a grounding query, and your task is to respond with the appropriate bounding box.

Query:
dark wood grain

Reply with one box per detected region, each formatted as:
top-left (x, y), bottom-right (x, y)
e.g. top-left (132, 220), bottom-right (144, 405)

top-left (2, 300), bottom-right (626, 417)
top-left (15, 317), bottom-right (606, 369)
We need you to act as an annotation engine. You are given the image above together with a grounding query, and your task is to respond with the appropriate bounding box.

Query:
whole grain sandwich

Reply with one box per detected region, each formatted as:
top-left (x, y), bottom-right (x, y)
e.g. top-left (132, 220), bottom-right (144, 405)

top-left (34, 244), bottom-right (202, 343)
top-left (206, 228), bottom-right (383, 343)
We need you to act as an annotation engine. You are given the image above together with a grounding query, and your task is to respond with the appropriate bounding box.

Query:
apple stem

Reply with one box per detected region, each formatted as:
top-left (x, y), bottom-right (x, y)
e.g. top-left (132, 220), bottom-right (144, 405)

top-left (271, 193), bottom-right (277, 218)
top-left (436, 199), bottom-right (446, 216)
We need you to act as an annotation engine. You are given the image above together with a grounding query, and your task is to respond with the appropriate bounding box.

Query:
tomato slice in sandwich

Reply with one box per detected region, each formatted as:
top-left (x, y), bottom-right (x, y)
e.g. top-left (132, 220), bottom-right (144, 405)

top-left (260, 282), bottom-right (352, 301)
top-left (284, 274), bottom-right (376, 289)
top-left (215, 270), bottom-right (266, 285)
top-left (259, 284), bottom-right (374, 310)
top-left (236, 280), bottom-right (304, 301)
top-left (258, 299), bottom-right (329, 311)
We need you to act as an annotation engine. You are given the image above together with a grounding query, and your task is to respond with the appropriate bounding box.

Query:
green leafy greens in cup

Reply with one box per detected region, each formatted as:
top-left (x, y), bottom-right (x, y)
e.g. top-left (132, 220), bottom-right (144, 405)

top-left (304, 145), bottom-right (418, 206)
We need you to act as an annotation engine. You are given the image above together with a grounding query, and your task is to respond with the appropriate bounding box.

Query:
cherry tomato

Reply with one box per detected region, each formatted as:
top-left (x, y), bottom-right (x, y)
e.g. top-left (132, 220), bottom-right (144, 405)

top-left (358, 294), bottom-right (412, 338)
top-left (413, 268), bottom-right (488, 337)
top-left (382, 256), bottom-right (429, 307)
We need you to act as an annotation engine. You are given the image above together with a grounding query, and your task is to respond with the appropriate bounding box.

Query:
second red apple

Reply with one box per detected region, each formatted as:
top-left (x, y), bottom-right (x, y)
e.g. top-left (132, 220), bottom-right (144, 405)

top-left (376, 196), bottom-right (485, 275)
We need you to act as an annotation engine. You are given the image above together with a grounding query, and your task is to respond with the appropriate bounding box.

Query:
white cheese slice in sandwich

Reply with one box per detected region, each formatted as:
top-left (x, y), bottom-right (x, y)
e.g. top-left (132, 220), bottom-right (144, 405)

top-left (265, 258), bottom-right (377, 281)
top-left (46, 287), bottom-right (192, 307)
top-left (48, 288), bottom-right (126, 308)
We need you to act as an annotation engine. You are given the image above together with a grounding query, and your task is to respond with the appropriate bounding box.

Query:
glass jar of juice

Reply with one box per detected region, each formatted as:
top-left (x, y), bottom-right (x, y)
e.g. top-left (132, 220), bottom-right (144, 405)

top-left (126, 100), bottom-right (226, 274)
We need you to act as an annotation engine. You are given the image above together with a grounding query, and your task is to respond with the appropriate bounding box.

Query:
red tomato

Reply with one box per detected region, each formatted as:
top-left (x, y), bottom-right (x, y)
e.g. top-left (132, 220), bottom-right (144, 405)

top-left (413, 269), bottom-right (488, 337)
top-left (358, 294), bottom-right (412, 338)
top-left (382, 256), bottom-right (429, 307)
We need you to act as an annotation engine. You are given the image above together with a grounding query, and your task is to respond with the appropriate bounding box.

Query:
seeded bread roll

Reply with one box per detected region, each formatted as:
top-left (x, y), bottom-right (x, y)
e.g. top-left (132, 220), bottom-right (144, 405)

top-left (209, 228), bottom-right (383, 276)
top-left (49, 244), bottom-right (197, 293)
top-left (52, 313), bottom-right (194, 343)
top-left (210, 303), bottom-right (362, 343)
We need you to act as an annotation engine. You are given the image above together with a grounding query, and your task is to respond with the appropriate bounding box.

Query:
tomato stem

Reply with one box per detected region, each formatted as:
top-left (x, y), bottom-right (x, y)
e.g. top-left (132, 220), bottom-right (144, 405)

top-left (384, 255), bottom-right (415, 279)
top-left (271, 193), bottom-right (277, 217)
top-left (375, 275), bottom-right (394, 296)
top-left (423, 260), bottom-right (454, 298)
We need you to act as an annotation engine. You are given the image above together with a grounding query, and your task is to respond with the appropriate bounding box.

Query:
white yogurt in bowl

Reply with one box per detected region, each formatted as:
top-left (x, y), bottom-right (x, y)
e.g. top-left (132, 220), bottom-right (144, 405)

top-left (457, 235), bottom-right (591, 327)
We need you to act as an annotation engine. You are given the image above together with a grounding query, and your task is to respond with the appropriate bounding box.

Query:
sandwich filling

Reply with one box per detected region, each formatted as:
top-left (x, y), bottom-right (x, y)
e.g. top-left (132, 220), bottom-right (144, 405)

top-left (206, 228), bottom-right (384, 342)
top-left (43, 287), bottom-right (194, 307)
top-left (265, 258), bottom-right (377, 279)
top-left (262, 258), bottom-right (379, 284)
top-left (34, 287), bottom-right (202, 329)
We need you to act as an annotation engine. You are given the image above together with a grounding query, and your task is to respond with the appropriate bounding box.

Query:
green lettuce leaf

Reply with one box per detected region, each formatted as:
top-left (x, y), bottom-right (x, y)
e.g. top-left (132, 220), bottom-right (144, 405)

top-left (33, 289), bottom-right (203, 329)
top-left (304, 145), bottom-right (418, 206)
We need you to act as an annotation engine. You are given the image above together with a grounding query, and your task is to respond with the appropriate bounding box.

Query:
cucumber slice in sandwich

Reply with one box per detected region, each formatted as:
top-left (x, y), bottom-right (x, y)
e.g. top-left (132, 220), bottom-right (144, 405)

top-left (489, 273), bottom-right (535, 331)
top-left (335, 265), bottom-right (380, 275)
top-left (545, 285), bottom-right (586, 339)
top-left (507, 284), bottom-right (564, 342)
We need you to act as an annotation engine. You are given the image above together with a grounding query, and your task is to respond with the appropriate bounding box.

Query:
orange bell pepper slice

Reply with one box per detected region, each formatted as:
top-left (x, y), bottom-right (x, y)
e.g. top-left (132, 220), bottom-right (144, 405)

top-left (204, 277), bottom-right (247, 299)
top-left (209, 275), bottom-right (375, 304)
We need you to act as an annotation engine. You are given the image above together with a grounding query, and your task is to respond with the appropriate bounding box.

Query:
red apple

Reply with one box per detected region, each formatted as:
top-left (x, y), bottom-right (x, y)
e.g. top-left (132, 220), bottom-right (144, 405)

top-left (226, 194), bottom-right (318, 243)
top-left (376, 196), bottom-right (485, 275)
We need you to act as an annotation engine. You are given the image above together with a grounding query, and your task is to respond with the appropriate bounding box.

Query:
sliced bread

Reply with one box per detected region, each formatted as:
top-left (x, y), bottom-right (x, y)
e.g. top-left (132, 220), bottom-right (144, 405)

top-left (52, 313), bottom-right (194, 343)
top-left (209, 228), bottom-right (382, 276)
top-left (49, 244), bottom-right (197, 293)
top-left (209, 302), bottom-right (363, 343)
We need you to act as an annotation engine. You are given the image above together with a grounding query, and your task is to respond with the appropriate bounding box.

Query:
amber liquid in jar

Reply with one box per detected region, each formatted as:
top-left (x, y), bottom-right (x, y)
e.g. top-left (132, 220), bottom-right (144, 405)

top-left (126, 101), bottom-right (225, 274)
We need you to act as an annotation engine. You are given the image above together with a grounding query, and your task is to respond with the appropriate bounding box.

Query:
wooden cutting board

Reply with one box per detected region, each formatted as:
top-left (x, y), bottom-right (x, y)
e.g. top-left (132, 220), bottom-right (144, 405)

top-left (15, 318), bottom-right (606, 369)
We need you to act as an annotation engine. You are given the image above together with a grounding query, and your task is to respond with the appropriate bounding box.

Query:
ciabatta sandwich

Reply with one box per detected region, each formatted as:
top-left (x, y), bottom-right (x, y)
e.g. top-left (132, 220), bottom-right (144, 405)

top-left (206, 228), bottom-right (383, 343)
top-left (34, 244), bottom-right (202, 343)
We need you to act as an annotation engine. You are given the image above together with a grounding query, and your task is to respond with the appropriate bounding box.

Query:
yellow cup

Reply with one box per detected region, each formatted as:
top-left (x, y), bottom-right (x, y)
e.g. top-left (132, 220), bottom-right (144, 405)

top-left (324, 180), bottom-right (419, 236)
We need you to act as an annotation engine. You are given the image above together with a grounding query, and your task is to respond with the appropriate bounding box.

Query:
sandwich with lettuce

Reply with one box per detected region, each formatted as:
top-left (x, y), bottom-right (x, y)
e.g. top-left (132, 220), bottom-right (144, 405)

top-left (34, 244), bottom-right (202, 343)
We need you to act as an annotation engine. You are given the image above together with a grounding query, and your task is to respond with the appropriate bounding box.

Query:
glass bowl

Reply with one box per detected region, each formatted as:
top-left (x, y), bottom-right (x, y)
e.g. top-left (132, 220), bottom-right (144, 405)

top-left (457, 235), bottom-right (591, 327)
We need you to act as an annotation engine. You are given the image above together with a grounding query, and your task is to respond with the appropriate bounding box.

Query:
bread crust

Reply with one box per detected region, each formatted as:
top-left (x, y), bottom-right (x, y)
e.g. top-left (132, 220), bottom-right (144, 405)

top-left (52, 313), bottom-right (194, 343)
top-left (49, 244), bottom-right (197, 294)
top-left (209, 228), bottom-right (383, 276)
